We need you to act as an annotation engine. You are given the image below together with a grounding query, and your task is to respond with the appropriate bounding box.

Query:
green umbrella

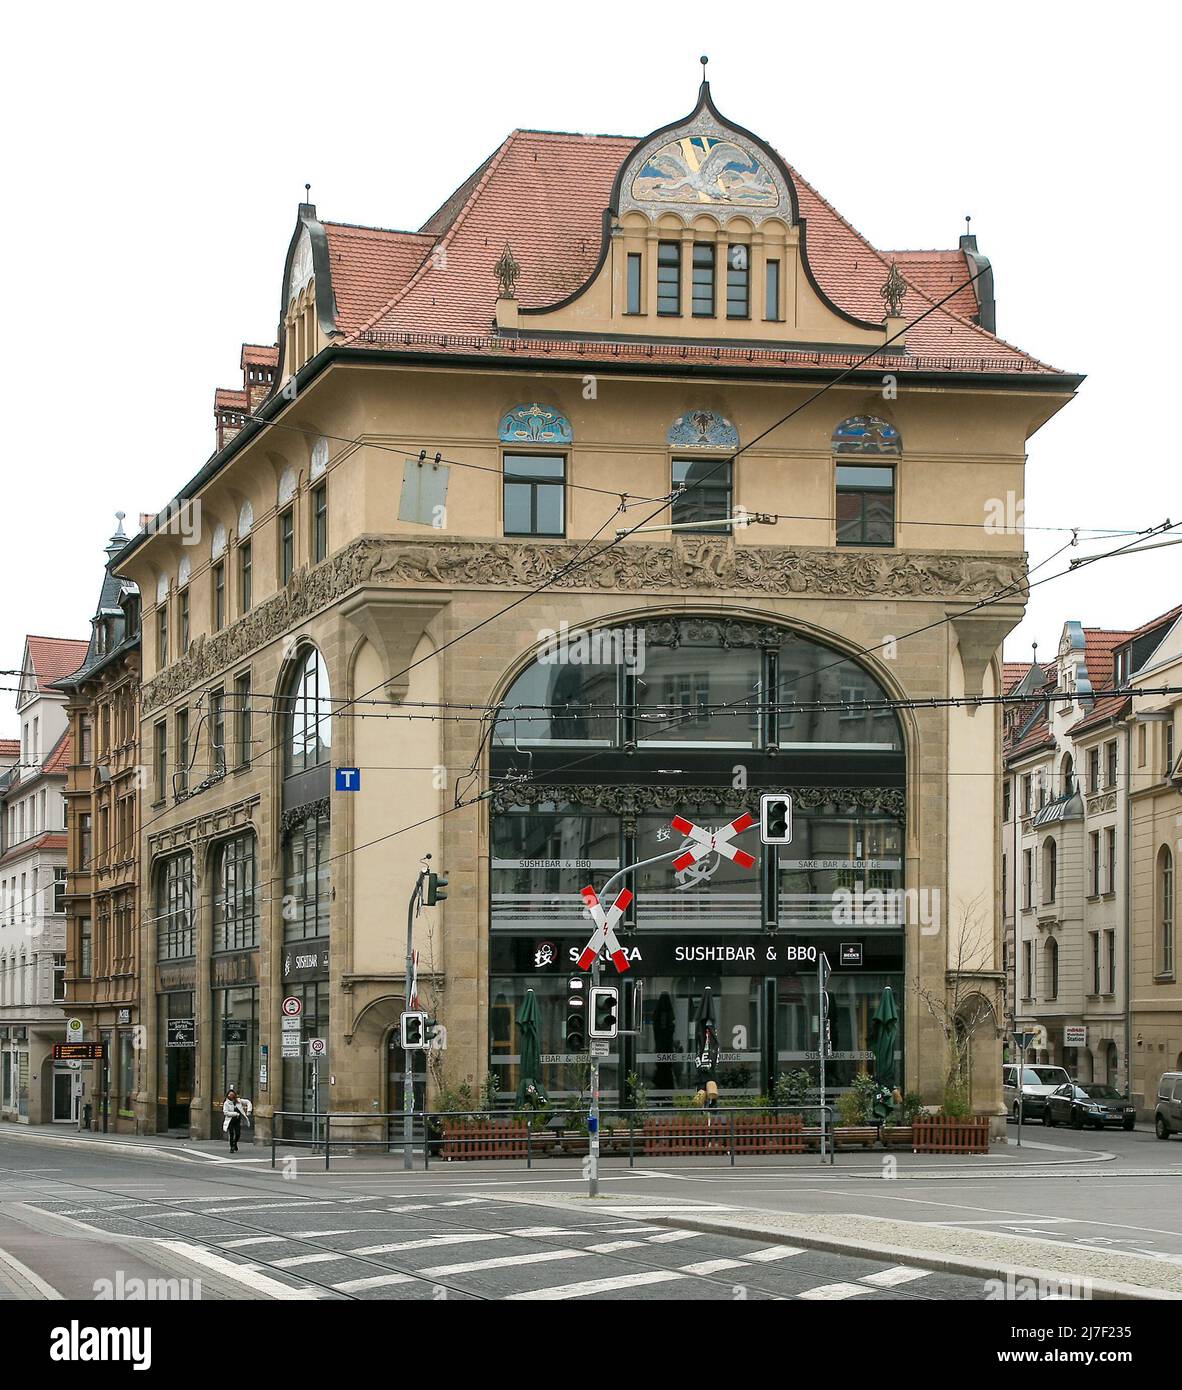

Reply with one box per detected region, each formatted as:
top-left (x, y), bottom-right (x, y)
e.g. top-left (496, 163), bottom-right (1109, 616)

top-left (515, 988), bottom-right (547, 1107)
top-left (869, 986), bottom-right (899, 1091)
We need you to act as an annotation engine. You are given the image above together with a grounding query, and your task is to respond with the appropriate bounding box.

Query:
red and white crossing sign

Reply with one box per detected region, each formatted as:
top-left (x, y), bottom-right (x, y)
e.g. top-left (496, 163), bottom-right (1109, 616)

top-left (577, 885), bottom-right (634, 973)
top-left (670, 812), bottom-right (757, 871)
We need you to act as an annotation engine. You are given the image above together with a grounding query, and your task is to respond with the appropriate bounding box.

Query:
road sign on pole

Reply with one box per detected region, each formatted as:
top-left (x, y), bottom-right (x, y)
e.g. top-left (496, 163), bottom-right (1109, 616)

top-left (670, 812), bottom-right (757, 870)
top-left (334, 767), bottom-right (361, 792)
top-left (281, 997), bottom-right (302, 1018)
top-left (576, 885), bottom-right (633, 972)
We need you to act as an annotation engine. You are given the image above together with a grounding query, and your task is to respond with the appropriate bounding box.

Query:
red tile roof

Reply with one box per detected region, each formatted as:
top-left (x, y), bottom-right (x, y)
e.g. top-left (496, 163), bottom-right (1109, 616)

top-left (1069, 693), bottom-right (1130, 738)
top-left (26, 636), bottom-right (89, 692)
top-left (214, 388), bottom-right (249, 411)
top-left (0, 739), bottom-right (18, 757)
top-left (0, 831), bottom-right (67, 868)
top-left (1081, 629), bottom-right (1135, 692)
top-left (1126, 603), bottom-right (1182, 644)
top-left (887, 250), bottom-right (982, 320)
top-left (1003, 661), bottom-right (1031, 693)
top-left (240, 344), bottom-right (278, 369)
top-left (320, 128), bottom-right (1065, 377)
top-left (42, 730), bottom-right (71, 776)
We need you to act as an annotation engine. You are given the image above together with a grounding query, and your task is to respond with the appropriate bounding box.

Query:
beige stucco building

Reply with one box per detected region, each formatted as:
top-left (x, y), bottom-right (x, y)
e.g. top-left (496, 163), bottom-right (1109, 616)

top-left (113, 79), bottom-right (1079, 1138)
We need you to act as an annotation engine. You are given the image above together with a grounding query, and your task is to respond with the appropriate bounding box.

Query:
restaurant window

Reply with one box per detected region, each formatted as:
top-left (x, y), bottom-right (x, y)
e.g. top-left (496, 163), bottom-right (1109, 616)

top-left (283, 647), bottom-right (332, 777)
top-left (503, 454), bottom-right (565, 537)
top-left (156, 853), bottom-right (194, 960)
top-left (213, 832), bottom-right (258, 952)
top-left (626, 252), bottom-right (642, 314)
top-left (671, 457), bottom-right (732, 534)
top-left (656, 241), bottom-right (681, 314)
top-left (726, 244), bottom-right (749, 318)
top-left (691, 243), bottom-right (715, 316)
top-left (279, 506), bottom-right (295, 585)
top-left (312, 482), bottom-right (328, 563)
top-left (764, 258), bottom-right (781, 320)
top-left (239, 541), bottom-right (252, 614)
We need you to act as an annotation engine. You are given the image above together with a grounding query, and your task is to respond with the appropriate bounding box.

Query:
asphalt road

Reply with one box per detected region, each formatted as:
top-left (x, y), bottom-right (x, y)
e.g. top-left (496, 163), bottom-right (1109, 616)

top-left (0, 1131), bottom-right (985, 1302)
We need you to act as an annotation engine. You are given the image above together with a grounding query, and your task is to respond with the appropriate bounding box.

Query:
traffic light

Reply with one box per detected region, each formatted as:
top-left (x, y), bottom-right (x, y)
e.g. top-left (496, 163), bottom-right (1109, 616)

top-left (424, 1017), bottom-right (444, 1050)
top-left (759, 793), bottom-right (792, 844)
top-left (589, 986), bottom-right (619, 1039)
top-left (565, 976), bottom-right (586, 1052)
top-left (400, 1010), bottom-right (428, 1050)
top-left (425, 871), bottom-right (448, 906)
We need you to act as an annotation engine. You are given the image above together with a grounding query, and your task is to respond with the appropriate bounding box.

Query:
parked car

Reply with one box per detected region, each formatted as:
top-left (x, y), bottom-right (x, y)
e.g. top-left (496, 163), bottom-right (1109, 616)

top-left (1043, 1082), bottom-right (1135, 1130)
top-left (1002, 1063), bottom-right (1072, 1120)
top-left (1155, 1072), bottom-right (1182, 1140)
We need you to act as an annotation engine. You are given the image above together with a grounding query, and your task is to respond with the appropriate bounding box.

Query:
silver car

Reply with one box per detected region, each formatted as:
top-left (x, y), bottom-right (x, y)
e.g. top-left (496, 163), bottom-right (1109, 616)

top-left (1003, 1063), bottom-right (1072, 1120)
top-left (1155, 1072), bottom-right (1182, 1140)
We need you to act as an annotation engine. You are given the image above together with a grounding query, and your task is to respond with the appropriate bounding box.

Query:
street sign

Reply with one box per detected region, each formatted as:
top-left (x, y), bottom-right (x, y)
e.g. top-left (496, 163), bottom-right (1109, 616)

top-left (334, 767), bottom-right (361, 792)
top-left (1065, 1025), bottom-right (1087, 1047)
top-left (670, 812), bottom-right (757, 871)
top-left (53, 1042), bottom-right (106, 1061)
top-left (67, 1018), bottom-right (84, 1041)
top-left (308, 1038), bottom-right (327, 1058)
top-left (576, 885), bottom-right (633, 972)
top-left (281, 996), bottom-right (302, 1018)
top-left (589, 1039), bottom-right (610, 1058)
top-left (1014, 1031), bottom-right (1035, 1051)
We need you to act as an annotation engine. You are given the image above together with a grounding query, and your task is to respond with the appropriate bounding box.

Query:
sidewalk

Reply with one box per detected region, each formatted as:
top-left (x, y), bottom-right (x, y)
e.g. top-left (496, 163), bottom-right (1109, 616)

top-left (0, 1122), bottom-right (255, 1163)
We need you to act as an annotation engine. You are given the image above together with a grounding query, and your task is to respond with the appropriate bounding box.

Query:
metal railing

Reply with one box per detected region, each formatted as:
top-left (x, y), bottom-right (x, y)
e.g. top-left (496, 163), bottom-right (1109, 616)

top-left (270, 1104), bottom-right (836, 1172)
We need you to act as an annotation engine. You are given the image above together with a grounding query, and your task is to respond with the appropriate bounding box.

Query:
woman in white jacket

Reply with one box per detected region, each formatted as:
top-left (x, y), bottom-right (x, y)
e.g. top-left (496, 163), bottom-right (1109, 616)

top-left (222, 1089), bottom-right (251, 1152)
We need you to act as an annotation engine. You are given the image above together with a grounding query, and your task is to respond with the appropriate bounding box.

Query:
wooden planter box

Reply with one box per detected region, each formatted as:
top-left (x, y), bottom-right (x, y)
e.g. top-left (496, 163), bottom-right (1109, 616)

top-left (833, 1126), bottom-right (879, 1150)
top-left (642, 1114), bottom-right (804, 1156)
top-left (880, 1126), bottom-right (915, 1149)
top-left (913, 1115), bottom-right (989, 1154)
top-left (440, 1119), bottom-right (529, 1160)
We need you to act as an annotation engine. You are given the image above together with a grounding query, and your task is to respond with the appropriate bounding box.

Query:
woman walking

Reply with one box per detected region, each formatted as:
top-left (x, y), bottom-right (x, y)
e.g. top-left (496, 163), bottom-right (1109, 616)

top-left (222, 1088), bottom-right (251, 1153)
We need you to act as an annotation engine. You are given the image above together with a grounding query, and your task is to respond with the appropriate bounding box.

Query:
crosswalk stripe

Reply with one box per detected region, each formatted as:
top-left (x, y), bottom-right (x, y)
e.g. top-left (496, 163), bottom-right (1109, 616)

top-left (439, 1198), bottom-right (485, 1207)
top-left (350, 1233), bottom-right (506, 1256)
top-left (586, 1241), bottom-right (644, 1254)
top-left (287, 1230), bottom-right (370, 1239)
top-left (272, 1252), bottom-right (346, 1268)
top-left (798, 1282), bottom-right (872, 1301)
top-left (332, 1273), bottom-right (416, 1293)
top-left (421, 1249), bottom-right (590, 1278)
top-left (860, 1266), bottom-right (931, 1288)
top-left (218, 1236), bottom-right (287, 1249)
top-left (508, 1271), bottom-right (688, 1300)
top-left (744, 1246), bottom-right (805, 1262)
top-left (645, 1231), bottom-right (701, 1244)
top-left (680, 1258), bottom-right (747, 1275)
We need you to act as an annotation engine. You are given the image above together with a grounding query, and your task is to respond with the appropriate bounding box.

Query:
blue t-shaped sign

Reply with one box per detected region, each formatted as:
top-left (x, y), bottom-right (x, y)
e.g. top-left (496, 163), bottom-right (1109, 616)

top-left (335, 767), bottom-right (361, 792)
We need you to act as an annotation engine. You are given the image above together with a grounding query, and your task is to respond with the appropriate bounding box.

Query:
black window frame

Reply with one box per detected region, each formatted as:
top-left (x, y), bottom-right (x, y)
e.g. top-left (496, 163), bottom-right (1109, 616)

top-left (691, 243), bottom-right (715, 317)
top-left (156, 853), bottom-right (194, 961)
top-left (764, 257), bottom-right (781, 321)
top-left (235, 671), bottom-right (252, 768)
top-left (178, 587), bottom-right (190, 652)
top-left (212, 560), bottom-right (226, 632)
top-left (626, 252), bottom-right (642, 314)
top-left (671, 456), bottom-right (733, 535)
top-left (312, 482), bottom-right (328, 563)
top-left (502, 453), bottom-right (566, 538)
top-left (656, 241), bottom-right (681, 316)
top-left (835, 463), bottom-right (896, 547)
top-left (212, 831), bottom-right (258, 952)
top-left (726, 244), bottom-right (749, 319)
top-left (279, 506), bottom-right (295, 585)
top-left (239, 540), bottom-right (252, 614)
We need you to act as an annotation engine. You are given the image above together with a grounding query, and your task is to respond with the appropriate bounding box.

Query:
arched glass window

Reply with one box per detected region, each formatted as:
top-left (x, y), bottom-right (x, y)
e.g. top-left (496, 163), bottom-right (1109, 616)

top-left (1061, 754), bottom-right (1074, 797)
top-left (156, 852), bottom-right (194, 960)
top-left (283, 648), bottom-right (332, 778)
top-left (213, 832), bottom-right (258, 952)
top-left (1045, 937), bottom-right (1059, 999)
top-left (1160, 846), bottom-right (1175, 977)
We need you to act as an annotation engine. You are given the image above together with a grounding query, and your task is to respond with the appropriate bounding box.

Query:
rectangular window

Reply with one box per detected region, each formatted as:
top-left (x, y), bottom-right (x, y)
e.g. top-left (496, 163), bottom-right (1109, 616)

top-left (764, 258), bottom-right (781, 320)
top-left (726, 244), bottom-right (749, 318)
top-left (312, 483), bottom-right (328, 563)
top-left (1088, 746), bottom-right (1099, 793)
top-left (79, 813), bottom-right (92, 872)
top-left (1001, 854), bottom-right (1008, 913)
top-left (239, 541), bottom-right (252, 614)
top-left (656, 241), bottom-right (681, 315)
top-left (1091, 933), bottom-right (1101, 994)
top-left (1105, 826), bottom-right (1116, 894)
top-left (1106, 739), bottom-right (1118, 788)
top-left (156, 605), bottom-right (168, 667)
top-left (671, 457), bottom-right (732, 534)
top-left (1138, 722), bottom-right (1147, 766)
top-left (53, 953), bottom-right (66, 1002)
top-left (1105, 929), bottom-right (1116, 993)
top-left (503, 454), bottom-right (565, 537)
top-left (1090, 830), bottom-right (1101, 896)
top-left (691, 243), bottom-right (715, 316)
top-left (1023, 940), bottom-right (1032, 999)
top-left (284, 807), bottom-right (332, 942)
top-left (157, 854), bottom-right (194, 960)
top-left (1022, 774), bottom-right (1031, 816)
top-left (210, 688), bottom-right (226, 776)
top-left (79, 917), bottom-right (92, 979)
top-left (154, 720), bottom-right (167, 801)
top-left (179, 588), bottom-right (190, 651)
top-left (235, 672), bottom-right (252, 767)
top-left (279, 507), bottom-right (295, 583)
top-left (1166, 720), bottom-right (1175, 778)
top-left (80, 716), bottom-right (92, 765)
top-left (1022, 848), bottom-right (1032, 908)
top-left (1003, 780), bottom-right (1011, 821)
top-left (835, 464), bottom-right (895, 546)
top-left (212, 561), bottom-right (225, 632)
top-left (53, 867), bottom-right (67, 915)
top-left (626, 252), bottom-right (642, 314)
top-left (175, 709), bottom-right (189, 796)
top-left (213, 832), bottom-right (258, 952)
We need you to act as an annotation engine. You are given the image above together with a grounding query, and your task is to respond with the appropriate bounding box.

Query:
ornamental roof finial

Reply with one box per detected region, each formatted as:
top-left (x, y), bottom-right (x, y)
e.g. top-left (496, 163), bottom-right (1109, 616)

top-left (494, 242), bottom-right (521, 300)
top-left (879, 260), bottom-right (906, 319)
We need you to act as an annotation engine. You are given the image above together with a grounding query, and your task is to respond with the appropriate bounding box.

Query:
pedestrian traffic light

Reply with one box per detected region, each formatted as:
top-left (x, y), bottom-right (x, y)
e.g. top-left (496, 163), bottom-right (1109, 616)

top-left (400, 1010), bottom-right (428, 1050)
top-left (759, 793), bottom-right (792, 844)
top-left (589, 986), bottom-right (619, 1039)
top-left (565, 976), bottom-right (586, 1052)
top-left (425, 871), bottom-right (448, 906)
top-left (423, 1017), bottom-right (444, 1050)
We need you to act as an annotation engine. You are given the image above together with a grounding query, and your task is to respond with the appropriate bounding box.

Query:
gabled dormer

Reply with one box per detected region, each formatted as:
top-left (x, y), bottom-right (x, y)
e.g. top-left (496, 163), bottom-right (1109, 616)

top-left (507, 77), bottom-right (896, 351)
top-left (277, 201), bottom-right (342, 383)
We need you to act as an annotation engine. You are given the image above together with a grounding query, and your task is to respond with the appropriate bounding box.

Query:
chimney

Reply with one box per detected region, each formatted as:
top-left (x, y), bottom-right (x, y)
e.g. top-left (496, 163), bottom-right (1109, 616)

top-left (214, 388), bottom-right (248, 452)
top-left (240, 343), bottom-right (279, 413)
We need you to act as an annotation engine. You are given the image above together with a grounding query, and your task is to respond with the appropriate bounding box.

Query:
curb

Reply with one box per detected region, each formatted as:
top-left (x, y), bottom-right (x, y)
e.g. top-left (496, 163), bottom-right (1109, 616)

top-left (0, 1127), bottom-right (219, 1163)
top-left (643, 1212), bottom-right (1182, 1301)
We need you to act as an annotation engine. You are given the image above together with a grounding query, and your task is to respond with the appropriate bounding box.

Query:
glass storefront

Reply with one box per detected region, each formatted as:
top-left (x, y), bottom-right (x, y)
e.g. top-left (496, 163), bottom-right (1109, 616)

top-left (213, 986), bottom-right (258, 1103)
top-left (156, 990), bottom-right (195, 1131)
top-left (487, 616), bottom-right (907, 1105)
top-left (281, 980), bottom-right (329, 1132)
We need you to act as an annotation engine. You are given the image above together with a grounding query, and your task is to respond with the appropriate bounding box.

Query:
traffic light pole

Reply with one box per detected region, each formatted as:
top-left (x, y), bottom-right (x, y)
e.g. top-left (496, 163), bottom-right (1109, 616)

top-left (404, 863), bottom-right (427, 1171)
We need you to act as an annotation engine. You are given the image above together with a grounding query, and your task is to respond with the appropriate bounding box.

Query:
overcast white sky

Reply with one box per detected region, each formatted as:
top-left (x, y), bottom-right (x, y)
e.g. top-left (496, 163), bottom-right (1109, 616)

top-left (2, 2), bottom-right (1178, 733)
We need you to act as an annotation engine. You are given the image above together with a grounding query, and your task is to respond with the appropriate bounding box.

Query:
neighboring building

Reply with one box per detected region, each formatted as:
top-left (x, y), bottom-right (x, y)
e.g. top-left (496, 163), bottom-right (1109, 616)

top-left (0, 634), bottom-right (87, 1123)
top-left (1127, 607), bottom-right (1182, 1115)
top-left (52, 517), bottom-right (143, 1132)
top-left (1003, 606), bottom-right (1180, 1111)
top-left (114, 75), bottom-right (1080, 1138)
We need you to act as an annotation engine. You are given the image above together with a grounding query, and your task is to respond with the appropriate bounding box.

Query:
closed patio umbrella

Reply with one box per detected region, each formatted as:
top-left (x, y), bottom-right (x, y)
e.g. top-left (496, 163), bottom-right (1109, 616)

top-left (515, 988), bottom-right (547, 1107)
top-left (869, 985), bottom-right (899, 1091)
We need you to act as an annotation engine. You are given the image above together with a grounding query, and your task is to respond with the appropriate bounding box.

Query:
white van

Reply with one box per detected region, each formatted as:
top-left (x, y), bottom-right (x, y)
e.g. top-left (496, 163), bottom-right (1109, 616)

top-left (1002, 1063), bottom-right (1072, 1120)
